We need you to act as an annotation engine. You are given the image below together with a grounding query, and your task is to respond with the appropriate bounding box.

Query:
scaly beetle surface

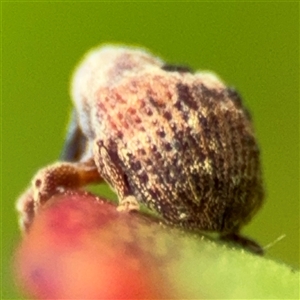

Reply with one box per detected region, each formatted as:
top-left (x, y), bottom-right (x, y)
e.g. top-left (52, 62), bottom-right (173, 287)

top-left (17, 45), bottom-right (264, 252)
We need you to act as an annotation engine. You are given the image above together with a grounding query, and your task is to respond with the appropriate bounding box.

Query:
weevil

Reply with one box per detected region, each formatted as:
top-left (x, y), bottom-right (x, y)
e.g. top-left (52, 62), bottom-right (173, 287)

top-left (17, 45), bottom-right (264, 253)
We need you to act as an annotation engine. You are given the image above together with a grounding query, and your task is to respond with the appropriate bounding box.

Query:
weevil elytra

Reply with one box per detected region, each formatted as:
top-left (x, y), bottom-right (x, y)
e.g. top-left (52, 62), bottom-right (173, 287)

top-left (17, 45), bottom-right (264, 253)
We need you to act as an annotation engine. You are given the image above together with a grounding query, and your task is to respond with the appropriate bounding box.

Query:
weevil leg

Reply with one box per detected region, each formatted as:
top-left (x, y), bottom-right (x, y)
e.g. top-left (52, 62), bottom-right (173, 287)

top-left (60, 109), bottom-right (88, 162)
top-left (32, 158), bottom-right (102, 207)
top-left (117, 196), bottom-right (140, 212)
top-left (220, 232), bottom-right (264, 255)
top-left (94, 140), bottom-right (140, 212)
top-left (17, 158), bottom-right (103, 231)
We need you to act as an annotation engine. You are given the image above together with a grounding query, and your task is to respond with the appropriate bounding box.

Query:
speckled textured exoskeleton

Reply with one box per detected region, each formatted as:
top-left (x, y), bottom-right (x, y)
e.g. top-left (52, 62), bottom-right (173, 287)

top-left (17, 45), bottom-right (264, 252)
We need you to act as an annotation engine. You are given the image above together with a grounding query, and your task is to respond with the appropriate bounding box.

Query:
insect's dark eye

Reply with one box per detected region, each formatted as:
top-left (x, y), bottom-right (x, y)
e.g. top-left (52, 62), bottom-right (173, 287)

top-left (161, 64), bottom-right (193, 73)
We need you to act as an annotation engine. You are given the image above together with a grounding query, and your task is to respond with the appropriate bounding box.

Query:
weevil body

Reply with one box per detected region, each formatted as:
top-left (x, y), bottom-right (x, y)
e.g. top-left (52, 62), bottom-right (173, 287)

top-left (17, 45), bottom-right (264, 250)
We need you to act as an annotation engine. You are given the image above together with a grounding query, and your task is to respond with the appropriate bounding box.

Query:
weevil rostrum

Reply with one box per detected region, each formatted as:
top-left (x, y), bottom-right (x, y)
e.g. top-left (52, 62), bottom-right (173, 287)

top-left (17, 45), bottom-right (264, 252)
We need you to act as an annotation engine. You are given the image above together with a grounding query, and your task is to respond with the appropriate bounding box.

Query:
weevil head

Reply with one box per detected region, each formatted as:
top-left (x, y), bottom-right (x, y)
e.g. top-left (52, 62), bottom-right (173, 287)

top-left (70, 45), bottom-right (163, 140)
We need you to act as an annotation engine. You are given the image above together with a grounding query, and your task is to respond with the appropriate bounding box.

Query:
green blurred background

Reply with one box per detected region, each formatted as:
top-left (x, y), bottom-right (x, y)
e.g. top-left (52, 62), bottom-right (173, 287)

top-left (2, 2), bottom-right (299, 298)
